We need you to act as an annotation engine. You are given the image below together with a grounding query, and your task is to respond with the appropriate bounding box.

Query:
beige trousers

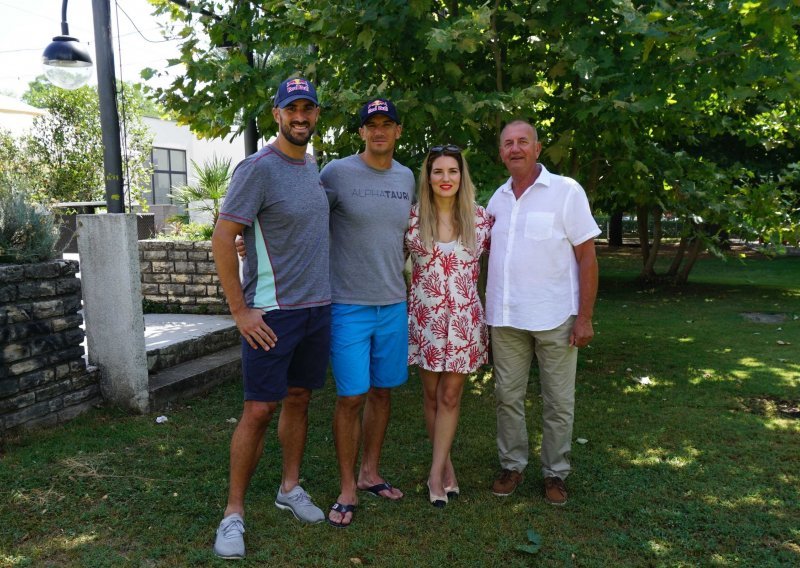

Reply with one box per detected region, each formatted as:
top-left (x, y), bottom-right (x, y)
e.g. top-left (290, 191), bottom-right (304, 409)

top-left (491, 316), bottom-right (577, 479)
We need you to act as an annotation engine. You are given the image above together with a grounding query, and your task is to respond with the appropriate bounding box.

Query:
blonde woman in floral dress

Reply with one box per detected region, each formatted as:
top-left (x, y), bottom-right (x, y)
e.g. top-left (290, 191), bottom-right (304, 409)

top-left (406, 145), bottom-right (492, 507)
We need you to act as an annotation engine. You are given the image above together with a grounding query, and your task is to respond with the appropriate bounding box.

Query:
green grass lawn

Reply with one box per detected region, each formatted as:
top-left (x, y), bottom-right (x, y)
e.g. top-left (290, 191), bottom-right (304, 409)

top-left (2, 248), bottom-right (799, 567)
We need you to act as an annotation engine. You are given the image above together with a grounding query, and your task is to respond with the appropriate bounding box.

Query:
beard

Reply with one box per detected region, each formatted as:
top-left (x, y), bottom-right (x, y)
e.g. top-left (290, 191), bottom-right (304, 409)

top-left (280, 118), bottom-right (315, 146)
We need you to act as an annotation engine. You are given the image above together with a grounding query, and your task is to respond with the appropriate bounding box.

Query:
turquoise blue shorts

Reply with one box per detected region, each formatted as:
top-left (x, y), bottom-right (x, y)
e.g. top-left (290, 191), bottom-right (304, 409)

top-left (330, 302), bottom-right (409, 396)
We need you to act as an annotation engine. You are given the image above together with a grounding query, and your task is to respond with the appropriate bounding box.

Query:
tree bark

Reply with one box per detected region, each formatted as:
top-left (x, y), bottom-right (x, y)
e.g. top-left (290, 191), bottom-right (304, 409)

top-left (489, 0), bottom-right (503, 136)
top-left (676, 235), bottom-right (705, 284)
top-left (608, 210), bottom-right (623, 247)
top-left (448, 0), bottom-right (460, 18)
top-left (568, 147), bottom-right (580, 179)
top-left (585, 154), bottom-right (601, 196)
top-left (642, 207), bottom-right (663, 277)
top-left (667, 235), bottom-right (689, 276)
top-left (636, 205), bottom-right (650, 264)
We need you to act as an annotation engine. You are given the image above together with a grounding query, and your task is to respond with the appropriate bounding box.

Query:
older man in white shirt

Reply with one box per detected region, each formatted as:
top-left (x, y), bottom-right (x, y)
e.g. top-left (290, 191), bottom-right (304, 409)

top-left (486, 119), bottom-right (600, 505)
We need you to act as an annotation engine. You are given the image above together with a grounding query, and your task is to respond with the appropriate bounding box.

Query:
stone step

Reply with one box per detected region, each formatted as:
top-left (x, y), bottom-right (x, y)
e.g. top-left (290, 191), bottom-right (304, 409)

top-left (146, 322), bottom-right (239, 373)
top-left (148, 345), bottom-right (241, 410)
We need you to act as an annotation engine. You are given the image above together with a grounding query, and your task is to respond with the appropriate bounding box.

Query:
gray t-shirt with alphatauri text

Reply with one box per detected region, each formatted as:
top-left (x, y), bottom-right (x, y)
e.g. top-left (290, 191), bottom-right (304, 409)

top-left (321, 154), bottom-right (415, 305)
top-left (219, 144), bottom-right (331, 312)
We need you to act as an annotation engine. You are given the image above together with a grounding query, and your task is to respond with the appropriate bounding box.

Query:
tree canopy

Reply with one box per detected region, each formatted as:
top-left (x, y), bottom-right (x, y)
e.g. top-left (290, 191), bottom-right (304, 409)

top-left (146, 0), bottom-right (800, 281)
top-left (14, 77), bottom-right (153, 207)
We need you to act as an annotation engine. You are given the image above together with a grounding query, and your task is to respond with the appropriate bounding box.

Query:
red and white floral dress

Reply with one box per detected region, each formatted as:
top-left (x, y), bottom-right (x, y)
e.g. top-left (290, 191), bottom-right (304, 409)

top-left (406, 204), bottom-right (492, 373)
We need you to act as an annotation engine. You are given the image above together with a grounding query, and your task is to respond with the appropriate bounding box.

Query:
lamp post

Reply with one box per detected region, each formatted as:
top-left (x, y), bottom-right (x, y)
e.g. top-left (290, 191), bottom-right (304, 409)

top-left (90, 0), bottom-right (124, 213)
top-left (42, 0), bottom-right (124, 213)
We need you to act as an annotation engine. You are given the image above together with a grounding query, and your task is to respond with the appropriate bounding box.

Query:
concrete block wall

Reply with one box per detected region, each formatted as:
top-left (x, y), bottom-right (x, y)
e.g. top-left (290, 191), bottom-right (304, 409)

top-left (0, 260), bottom-right (101, 432)
top-left (139, 240), bottom-right (228, 314)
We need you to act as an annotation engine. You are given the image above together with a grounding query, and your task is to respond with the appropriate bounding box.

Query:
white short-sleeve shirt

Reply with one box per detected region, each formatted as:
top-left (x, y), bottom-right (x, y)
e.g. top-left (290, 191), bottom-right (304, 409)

top-left (486, 164), bottom-right (601, 331)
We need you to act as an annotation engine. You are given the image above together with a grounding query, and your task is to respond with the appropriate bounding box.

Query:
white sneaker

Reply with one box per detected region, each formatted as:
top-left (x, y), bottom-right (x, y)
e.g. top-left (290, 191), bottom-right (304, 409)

top-left (213, 513), bottom-right (245, 559)
top-left (274, 485), bottom-right (325, 523)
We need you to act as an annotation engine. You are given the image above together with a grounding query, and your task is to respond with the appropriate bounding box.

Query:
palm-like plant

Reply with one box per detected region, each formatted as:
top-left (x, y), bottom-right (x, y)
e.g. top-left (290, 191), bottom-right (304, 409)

top-left (168, 155), bottom-right (232, 226)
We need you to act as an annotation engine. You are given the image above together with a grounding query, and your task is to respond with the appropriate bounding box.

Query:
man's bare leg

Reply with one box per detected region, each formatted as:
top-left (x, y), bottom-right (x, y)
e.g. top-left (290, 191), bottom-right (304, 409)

top-left (357, 386), bottom-right (403, 499)
top-left (223, 400), bottom-right (277, 518)
top-left (328, 394), bottom-right (365, 525)
top-left (277, 387), bottom-right (311, 493)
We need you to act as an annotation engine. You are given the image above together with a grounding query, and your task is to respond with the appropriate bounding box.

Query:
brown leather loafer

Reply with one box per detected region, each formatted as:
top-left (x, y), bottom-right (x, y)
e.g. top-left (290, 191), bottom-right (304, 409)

top-left (544, 476), bottom-right (568, 505)
top-left (491, 469), bottom-right (523, 496)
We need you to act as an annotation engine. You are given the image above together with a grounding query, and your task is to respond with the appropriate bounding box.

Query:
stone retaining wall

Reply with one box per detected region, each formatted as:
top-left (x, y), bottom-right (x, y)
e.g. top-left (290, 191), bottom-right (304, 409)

top-left (139, 240), bottom-right (228, 314)
top-left (0, 260), bottom-right (101, 432)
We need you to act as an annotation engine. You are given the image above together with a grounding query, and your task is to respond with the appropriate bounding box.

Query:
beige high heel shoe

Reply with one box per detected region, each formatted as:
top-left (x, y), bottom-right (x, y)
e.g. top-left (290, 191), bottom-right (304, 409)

top-left (426, 481), bottom-right (448, 508)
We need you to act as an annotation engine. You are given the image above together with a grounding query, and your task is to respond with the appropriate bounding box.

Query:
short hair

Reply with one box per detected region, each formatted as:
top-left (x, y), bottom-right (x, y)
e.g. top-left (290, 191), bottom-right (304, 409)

top-left (499, 119), bottom-right (538, 145)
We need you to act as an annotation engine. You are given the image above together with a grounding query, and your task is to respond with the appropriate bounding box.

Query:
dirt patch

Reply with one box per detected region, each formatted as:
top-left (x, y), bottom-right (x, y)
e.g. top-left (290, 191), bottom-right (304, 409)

top-left (740, 312), bottom-right (789, 324)
top-left (741, 397), bottom-right (800, 419)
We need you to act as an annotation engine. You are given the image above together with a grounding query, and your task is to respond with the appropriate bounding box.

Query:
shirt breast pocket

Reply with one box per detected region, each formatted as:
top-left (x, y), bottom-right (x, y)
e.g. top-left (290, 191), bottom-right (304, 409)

top-left (524, 212), bottom-right (554, 240)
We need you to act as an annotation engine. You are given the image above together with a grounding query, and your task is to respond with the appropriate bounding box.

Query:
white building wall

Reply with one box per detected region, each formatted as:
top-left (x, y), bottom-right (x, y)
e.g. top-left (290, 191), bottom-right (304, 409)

top-left (0, 94), bottom-right (45, 136)
top-left (143, 117), bottom-right (247, 187)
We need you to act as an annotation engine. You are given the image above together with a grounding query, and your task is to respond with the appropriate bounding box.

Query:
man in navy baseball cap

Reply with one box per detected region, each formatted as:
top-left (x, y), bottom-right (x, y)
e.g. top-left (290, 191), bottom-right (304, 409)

top-left (358, 98), bottom-right (400, 126)
top-left (273, 77), bottom-right (319, 108)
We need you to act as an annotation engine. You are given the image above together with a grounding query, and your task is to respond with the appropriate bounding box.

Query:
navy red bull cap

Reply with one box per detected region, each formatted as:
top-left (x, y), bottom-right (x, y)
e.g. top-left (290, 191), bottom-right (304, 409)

top-left (359, 99), bottom-right (400, 126)
top-left (273, 77), bottom-right (319, 108)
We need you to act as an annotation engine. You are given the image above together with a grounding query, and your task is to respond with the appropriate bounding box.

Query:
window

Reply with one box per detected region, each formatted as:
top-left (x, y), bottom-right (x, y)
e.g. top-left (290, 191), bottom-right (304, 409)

top-left (147, 148), bottom-right (187, 206)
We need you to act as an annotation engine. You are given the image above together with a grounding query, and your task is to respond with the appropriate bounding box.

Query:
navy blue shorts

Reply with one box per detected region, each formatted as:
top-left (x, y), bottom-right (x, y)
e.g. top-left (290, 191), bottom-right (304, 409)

top-left (241, 305), bottom-right (331, 402)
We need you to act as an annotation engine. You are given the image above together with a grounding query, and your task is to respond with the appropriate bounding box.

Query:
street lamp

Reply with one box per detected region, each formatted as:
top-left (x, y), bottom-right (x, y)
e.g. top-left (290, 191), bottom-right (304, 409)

top-left (42, 0), bottom-right (124, 213)
top-left (42, 0), bottom-right (93, 90)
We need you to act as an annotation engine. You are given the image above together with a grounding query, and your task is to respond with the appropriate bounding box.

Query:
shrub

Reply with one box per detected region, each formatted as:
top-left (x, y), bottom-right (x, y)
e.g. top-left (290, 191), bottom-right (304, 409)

top-left (157, 221), bottom-right (214, 241)
top-left (0, 189), bottom-right (61, 263)
top-left (167, 155), bottom-right (232, 226)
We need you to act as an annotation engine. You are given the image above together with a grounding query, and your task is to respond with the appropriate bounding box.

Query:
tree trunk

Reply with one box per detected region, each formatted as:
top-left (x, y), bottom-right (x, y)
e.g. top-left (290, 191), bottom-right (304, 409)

top-left (636, 205), bottom-right (650, 264)
top-left (675, 235), bottom-right (705, 284)
top-left (719, 228), bottom-right (731, 250)
top-left (448, 0), bottom-right (460, 17)
top-left (489, 0), bottom-right (503, 136)
top-left (642, 207), bottom-right (663, 277)
top-left (608, 211), bottom-right (623, 246)
top-left (585, 154), bottom-right (601, 196)
top-left (568, 146), bottom-right (580, 179)
top-left (667, 235), bottom-right (689, 276)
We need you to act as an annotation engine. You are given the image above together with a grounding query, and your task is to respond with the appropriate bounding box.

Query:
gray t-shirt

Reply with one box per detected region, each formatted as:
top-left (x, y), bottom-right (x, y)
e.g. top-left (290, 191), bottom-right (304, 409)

top-left (219, 144), bottom-right (331, 312)
top-left (321, 154), bottom-right (415, 305)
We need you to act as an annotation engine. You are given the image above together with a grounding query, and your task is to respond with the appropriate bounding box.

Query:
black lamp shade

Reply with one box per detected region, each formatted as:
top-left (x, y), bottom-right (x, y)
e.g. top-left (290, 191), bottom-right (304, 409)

top-left (42, 35), bottom-right (93, 67)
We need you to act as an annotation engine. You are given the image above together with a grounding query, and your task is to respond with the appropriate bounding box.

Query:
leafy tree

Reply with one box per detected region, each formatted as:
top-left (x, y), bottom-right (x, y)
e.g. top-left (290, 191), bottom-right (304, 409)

top-left (146, 0), bottom-right (800, 283)
top-left (20, 77), bottom-right (154, 207)
top-left (0, 129), bottom-right (33, 192)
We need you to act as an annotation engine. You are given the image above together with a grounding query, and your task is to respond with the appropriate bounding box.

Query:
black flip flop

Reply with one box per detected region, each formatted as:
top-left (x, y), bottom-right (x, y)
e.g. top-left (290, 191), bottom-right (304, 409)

top-left (327, 502), bottom-right (356, 528)
top-left (360, 482), bottom-right (399, 499)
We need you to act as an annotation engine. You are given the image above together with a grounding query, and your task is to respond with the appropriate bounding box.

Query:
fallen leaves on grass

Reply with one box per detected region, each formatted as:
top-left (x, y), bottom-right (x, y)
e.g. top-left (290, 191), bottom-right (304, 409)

top-left (59, 454), bottom-right (180, 482)
top-left (516, 529), bottom-right (542, 555)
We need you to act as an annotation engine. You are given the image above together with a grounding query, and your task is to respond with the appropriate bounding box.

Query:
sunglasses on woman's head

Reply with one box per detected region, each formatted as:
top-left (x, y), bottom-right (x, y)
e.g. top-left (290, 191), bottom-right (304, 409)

top-left (428, 144), bottom-right (461, 155)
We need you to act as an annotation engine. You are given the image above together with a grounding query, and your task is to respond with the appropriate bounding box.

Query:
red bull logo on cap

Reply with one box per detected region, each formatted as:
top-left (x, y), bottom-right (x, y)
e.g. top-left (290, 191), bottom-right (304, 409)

top-left (368, 100), bottom-right (389, 114)
top-left (287, 79), bottom-right (310, 93)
